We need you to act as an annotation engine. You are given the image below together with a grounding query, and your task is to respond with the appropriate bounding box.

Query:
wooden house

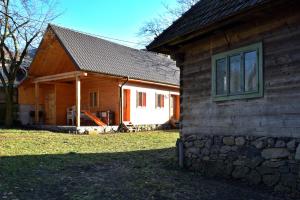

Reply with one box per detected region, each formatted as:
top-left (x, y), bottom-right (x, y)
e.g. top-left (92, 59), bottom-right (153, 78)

top-left (148, 0), bottom-right (300, 194)
top-left (18, 25), bottom-right (180, 130)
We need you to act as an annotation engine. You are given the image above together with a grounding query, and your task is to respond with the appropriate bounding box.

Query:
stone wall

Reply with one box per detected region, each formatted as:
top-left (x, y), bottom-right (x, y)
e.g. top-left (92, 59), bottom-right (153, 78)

top-left (182, 134), bottom-right (300, 196)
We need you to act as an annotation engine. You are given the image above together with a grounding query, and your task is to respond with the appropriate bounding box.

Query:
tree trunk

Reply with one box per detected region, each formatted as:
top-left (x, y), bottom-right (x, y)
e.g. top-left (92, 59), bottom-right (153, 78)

top-left (4, 85), bottom-right (14, 127)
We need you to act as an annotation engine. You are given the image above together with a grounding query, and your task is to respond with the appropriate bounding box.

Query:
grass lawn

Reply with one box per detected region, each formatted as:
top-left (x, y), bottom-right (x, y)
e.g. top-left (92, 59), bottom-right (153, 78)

top-left (0, 130), bottom-right (287, 200)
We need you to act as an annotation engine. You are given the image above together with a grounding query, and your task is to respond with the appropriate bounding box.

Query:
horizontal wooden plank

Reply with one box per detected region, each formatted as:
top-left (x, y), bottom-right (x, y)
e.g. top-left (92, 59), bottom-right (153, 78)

top-left (33, 71), bottom-right (87, 83)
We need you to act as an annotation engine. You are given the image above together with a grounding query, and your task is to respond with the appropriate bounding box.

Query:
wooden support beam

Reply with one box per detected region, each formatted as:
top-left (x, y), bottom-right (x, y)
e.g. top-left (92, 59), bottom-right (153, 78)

top-left (76, 76), bottom-right (81, 127)
top-left (33, 71), bottom-right (87, 83)
top-left (35, 82), bottom-right (39, 124)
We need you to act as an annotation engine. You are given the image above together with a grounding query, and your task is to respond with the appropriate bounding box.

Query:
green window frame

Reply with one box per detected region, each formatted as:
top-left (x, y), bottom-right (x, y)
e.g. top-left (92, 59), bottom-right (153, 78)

top-left (212, 42), bottom-right (263, 101)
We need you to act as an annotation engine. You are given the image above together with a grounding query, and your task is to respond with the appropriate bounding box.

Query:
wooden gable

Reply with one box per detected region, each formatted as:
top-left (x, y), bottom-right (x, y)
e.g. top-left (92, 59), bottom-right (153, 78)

top-left (28, 28), bottom-right (78, 77)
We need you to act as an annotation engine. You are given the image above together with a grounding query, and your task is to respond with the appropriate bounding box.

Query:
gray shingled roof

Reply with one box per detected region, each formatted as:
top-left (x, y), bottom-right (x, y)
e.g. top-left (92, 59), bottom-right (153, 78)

top-left (50, 25), bottom-right (179, 86)
top-left (147, 0), bottom-right (271, 50)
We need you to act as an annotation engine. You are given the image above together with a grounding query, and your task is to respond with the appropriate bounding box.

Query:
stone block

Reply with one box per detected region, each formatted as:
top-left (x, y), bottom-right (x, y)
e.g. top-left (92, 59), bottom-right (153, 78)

top-left (235, 137), bottom-right (246, 146)
top-left (223, 136), bottom-right (235, 146)
top-left (263, 174), bottom-right (280, 186)
top-left (240, 146), bottom-right (261, 158)
top-left (287, 140), bottom-right (296, 151)
top-left (186, 135), bottom-right (197, 142)
top-left (232, 166), bottom-right (250, 179)
top-left (226, 151), bottom-right (239, 160)
top-left (201, 148), bottom-right (210, 156)
top-left (295, 144), bottom-right (300, 160)
top-left (274, 184), bottom-right (291, 193)
top-left (261, 148), bottom-right (290, 159)
top-left (281, 173), bottom-right (297, 188)
top-left (184, 141), bottom-right (193, 148)
top-left (262, 160), bottom-right (286, 168)
top-left (245, 157), bottom-right (264, 169)
top-left (257, 166), bottom-right (276, 175)
top-left (279, 166), bottom-right (289, 173)
top-left (247, 170), bottom-right (261, 185)
top-left (231, 146), bottom-right (239, 152)
top-left (223, 164), bottom-right (234, 178)
top-left (275, 140), bottom-right (286, 148)
top-left (203, 156), bottom-right (210, 161)
top-left (213, 136), bottom-right (222, 145)
top-left (194, 140), bottom-right (205, 148)
top-left (205, 139), bottom-right (212, 148)
top-left (220, 146), bottom-right (232, 154)
top-left (252, 140), bottom-right (266, 149)
top-left (187, 147), bottom-right (199, 155)
top-left (233, 159), bottom-right (245, 166)
top-left (210, 145), bottom-right (220, 154)
top-left (289, 163), bottom-right (300, 174)
top-left (267, 138), bottom-right (275, 147)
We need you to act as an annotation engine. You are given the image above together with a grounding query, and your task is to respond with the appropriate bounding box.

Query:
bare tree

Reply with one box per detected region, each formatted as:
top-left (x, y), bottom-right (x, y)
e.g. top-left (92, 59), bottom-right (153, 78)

top-left (139, 0), bottom-right (200, 45)
top-left (0, 0), bottom-right (59, 127)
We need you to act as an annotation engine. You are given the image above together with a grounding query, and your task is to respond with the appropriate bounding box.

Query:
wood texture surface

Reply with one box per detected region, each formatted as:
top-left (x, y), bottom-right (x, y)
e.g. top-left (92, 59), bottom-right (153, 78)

top-left (175, 4), bottom-right (300, 138)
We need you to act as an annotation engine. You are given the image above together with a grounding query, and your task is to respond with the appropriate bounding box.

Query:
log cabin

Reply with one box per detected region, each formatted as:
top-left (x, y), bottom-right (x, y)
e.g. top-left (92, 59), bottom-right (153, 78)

top-left (148, 0), bottom-right (300, 195)
top-left (18, 24), bottom-right (180, 131)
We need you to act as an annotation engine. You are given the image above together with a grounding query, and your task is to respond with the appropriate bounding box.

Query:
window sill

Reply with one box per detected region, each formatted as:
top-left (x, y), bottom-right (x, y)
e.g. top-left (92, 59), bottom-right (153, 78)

top-left (212, 91), bottom-right (263, 102)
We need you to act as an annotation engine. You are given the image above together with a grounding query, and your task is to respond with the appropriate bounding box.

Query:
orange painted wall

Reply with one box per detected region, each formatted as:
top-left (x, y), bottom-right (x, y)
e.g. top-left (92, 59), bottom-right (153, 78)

top-left (18, 81), bottom-right (53, 106)
top-left (28, 28), bottom-right (77, 77)
top-left (55, 83), bottom-right (75, 125)
top-left (81, 76), bottom-right (120, 125)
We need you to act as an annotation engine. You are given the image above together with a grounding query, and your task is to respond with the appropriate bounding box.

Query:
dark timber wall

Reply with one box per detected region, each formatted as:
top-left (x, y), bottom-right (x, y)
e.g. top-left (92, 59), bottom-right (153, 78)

top-left (172, 2), bottom-right (300, 195)
top-left (178, 4), bottom-right (300, 138)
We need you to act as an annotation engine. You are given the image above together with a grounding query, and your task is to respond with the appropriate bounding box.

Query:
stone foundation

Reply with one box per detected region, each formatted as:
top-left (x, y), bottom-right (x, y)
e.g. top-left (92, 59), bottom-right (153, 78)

top-left (181, 134), bottom-right (300, 196)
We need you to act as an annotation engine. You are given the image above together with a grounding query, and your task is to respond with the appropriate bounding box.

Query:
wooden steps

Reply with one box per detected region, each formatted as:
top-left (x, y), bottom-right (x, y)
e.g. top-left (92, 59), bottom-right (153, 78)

top-left (82, 110), bottom-right (106, 127)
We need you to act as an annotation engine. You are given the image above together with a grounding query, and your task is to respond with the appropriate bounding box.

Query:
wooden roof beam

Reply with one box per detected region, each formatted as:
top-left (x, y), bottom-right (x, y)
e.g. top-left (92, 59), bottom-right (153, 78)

top-left (33, 71), bottom-right (87, 83)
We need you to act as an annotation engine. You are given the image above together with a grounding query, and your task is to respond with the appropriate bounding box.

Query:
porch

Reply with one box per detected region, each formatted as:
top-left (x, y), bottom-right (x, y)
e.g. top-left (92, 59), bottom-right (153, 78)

top-left (31, 71), bottom-right (120, 127)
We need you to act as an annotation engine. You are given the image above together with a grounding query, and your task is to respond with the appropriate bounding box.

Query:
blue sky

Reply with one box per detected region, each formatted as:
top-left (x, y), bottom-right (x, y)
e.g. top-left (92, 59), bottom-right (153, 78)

top-left (53, 0), bottom-right (177, 49)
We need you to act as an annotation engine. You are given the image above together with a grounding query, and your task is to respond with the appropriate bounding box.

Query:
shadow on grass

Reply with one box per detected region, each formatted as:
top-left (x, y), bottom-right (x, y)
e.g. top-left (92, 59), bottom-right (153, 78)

top-left (0, 148), bottom-right (288, 200)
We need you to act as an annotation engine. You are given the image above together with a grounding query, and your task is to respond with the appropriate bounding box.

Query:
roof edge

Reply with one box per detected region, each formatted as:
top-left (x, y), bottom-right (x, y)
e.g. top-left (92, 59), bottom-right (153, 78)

top-left (48, 24), bottom-right (82, 71)
top-left (85, 70), bottom-right (180, 87)
top-left (147, 0), bottom-right (276, 51)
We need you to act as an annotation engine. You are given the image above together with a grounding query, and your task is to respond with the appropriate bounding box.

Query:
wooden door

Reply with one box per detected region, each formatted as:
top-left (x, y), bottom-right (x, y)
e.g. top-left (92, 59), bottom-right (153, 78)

top-left (171, 95), bottom-right (180, 121)
top-left (123, 89), bottom-right (130, 121)
top-left (45, 92), bottom-right (56, 125)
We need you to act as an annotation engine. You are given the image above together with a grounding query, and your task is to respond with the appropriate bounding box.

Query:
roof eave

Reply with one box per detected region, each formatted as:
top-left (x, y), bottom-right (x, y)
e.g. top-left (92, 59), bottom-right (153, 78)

top-left (83, 69), bottom-right (180, 87)
top-left (147, 0), bottom-right (279, 53)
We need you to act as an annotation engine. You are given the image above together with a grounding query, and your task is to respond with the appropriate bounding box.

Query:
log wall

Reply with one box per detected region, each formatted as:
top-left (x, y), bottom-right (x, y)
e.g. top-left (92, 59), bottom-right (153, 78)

top-left (178, 4), bottom-right (300, 138)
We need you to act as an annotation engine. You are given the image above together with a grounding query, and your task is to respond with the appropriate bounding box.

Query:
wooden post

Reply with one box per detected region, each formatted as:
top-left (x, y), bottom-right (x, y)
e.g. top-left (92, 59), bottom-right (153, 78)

top-left (34, 82), bottom-right (39, 124)
top-left (76, 76), bottom-right (81, 127)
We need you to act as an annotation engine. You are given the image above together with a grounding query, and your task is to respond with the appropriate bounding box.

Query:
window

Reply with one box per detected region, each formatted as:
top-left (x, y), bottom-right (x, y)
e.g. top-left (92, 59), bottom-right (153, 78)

top-left (155, 94), bottom-right (164, 108)
top-left (136, 92), bottom-right (146, 107)
top-left (212, 42), bottom-right (263, 101)
top-left (89, 91), bottom-right (98, 107)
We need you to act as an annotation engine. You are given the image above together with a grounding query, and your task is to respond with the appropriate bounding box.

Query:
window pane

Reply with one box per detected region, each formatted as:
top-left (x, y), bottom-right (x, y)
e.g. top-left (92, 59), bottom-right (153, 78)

top-left (136, 92), bottom-right (140, 107)
top-left (230, 55), bottom-right (242, 94)
top-left (245, 51), bottom-right (257, 92)
top-left (216, 58), bottom-right (227, 95)
top-left (142, 93), bottom-right (146, 107)
top-left (157, 94), bottom-right (160, 107)
top-left (139, 92), bottom-right (142, 106)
